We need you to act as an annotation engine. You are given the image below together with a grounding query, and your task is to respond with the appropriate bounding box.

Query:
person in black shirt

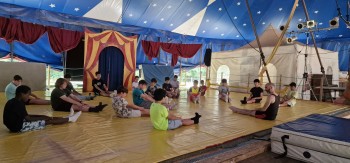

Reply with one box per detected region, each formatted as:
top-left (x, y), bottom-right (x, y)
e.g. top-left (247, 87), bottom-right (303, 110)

top-left (230, 83), bottom-right (280, 120)
top-left (146, 78), bottom-right (158, 98)
top-left (3, 85), bottom-right (81, 133)
top-left (241, 79), bottom-right (264, 104)
top-left (64, 74), bottom-right (94, 101)
top-left (51, 78), bottom-right (107, 112)
top-left (92, 71), bottom-right (111, 97)
top-left (163, 77), bottom-right (176, 98)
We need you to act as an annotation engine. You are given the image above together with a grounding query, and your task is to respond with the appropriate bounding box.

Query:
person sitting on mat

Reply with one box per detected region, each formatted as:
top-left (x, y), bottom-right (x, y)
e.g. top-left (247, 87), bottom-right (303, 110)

top-left (3, 85), bottom-right (81, 133)
top-left (150, 89), bottom-right (201, 130)
top-left (133, 80), bottom-right (176, 110)
top-left (51, 78), bottom-right (107, 112)
top-left (218, 79), bottom-right (231, 103)
top-left (92, 71), bottom-right (111, 97)
top-left (279, 82), bottom-right (298, 107)
top-left (170, 75), bottom-right (180, 98)
top-left (229, 83), bottom-right (280, 120)
top-left (146, 78), bottom-right (158, 98)
top-left (241, 79), bottom-right (264, 104)
top-left (163, 77), bottom-right (176, 98)
top-left (188, 80), bottom-right (200, 104)
top-left (5, 75), bottom-right (51, 105)
top-left (112, 86), bottom-right (150, 118)
top-left (199, 80), bottom-right (207, 96)
top-left (64, 74), bottom-right (94, 101)
top-left (132, 76), bottom-right (139, 90)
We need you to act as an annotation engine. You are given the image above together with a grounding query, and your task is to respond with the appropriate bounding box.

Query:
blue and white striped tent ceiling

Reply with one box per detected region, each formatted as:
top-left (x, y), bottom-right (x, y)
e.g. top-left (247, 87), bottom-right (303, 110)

top-left (0, 0), bottom-right (349, 40)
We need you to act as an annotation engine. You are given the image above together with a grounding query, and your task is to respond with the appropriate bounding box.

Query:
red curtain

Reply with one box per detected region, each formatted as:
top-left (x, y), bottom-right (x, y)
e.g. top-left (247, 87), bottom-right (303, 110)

top-left (141, 40), bottom-right (160, 60)
top-left (142, 41), bottom-right (202, 66)
top-left (47, 27), bottom-right (83, 53)
top-left (0, 18), bottom-right (45, 44)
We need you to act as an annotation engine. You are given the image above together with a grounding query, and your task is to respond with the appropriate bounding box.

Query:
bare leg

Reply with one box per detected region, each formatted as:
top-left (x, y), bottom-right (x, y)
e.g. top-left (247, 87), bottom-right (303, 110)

top-left (279, 101), bottom-right (289, 107)
top-left (229, 106), bottom-right (256, 116)
top-left (72, 104), bottom-right (91, 112)
top-left (29, 99), bottom-right (51, 105)
top-left (100, 91), bottom-right (111, 97)
top-left (46, 117), bottom-right (69, 125)
top-left (181, 119), bottom-right (194, 125)
top-left (247, 99), bottom-right (255, 104)
top-left (141, 109), bottom-right (150, 117)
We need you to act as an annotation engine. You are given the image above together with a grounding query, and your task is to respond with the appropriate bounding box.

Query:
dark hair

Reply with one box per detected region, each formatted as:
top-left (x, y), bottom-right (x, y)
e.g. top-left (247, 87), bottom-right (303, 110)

top-left (154, 89), bottom-right (166, 101)
top-left (151, 78), bottom-right (157, 83)
top-left (13, 75), bottom-right (22, 81)
top-left (200, 80), bottom-right (204, 84)
top-left (16, 85), bottom-right (31, 97)
top-left (254, 79), bottom-right (260, 83)
top-left (138, 80), bottom-right (148, 85)
top-left (64, 74), bottom-right (71, 78)
top-left (174, 75), bottom-right (178, 78)
top-left (165, 77), bottom-right (170, 81)
top-left (221, 79), bottom-right (227, 83)
top-left (55, 78), bottom-right (67, 88)
top-left (95, 71), bottom-right (101, 75)
top-left (194, 80), bottom-right (199, 84)
top-left (289, 82), bottom-right (297, 87)
top-left (117, 86), bottom-right (128, 94)
top-left (135, 76), bottom-right (139, 79)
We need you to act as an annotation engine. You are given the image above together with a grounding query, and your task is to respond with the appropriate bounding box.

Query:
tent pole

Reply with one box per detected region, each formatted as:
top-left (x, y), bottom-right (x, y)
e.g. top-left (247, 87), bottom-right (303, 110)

top-left (48, 65), bottom-right (51, 90)
top-left (247, 73), bottom-right (250, 93)
top-left (300, 0), bottom-right (327, 76)
top-left (244, 0), bottom-right (271, 83)
top-left (157, 37), bottom-right (161, 64)
top-left (63, 51), bottom-right (67, 75)
top-left (265, 0), bottom-right (299, 64)
top-left (199, 45), bottom-right (203, 83)
top-left (179, 58), bottom-right (182, 83)
top-left (279, 74), bottom-right (282, 96)
top-left (10, 42), bottom-right (14, 62)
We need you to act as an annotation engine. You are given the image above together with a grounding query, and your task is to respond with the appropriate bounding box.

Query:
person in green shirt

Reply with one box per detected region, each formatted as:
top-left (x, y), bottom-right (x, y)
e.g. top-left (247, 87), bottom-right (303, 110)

top-left (280, 82), bottom-right (298, 107)
top-left (150, 89), bottom-right (201, 130)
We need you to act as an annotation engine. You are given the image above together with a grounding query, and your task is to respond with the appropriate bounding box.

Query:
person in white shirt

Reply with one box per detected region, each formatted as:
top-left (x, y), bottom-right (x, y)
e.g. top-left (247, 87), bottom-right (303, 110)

top-left (170, 75), bottom-right (180, 98)
top-left (132, 76), bottom-right (139, 90)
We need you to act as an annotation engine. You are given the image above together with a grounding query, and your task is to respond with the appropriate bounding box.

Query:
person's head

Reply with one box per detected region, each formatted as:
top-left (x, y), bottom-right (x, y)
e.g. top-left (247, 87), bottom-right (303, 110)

top-left (264, 83), bottom-right (276, 94)
top-left (134, 76), bottom-right (139, 82)
top-left (221, 79), bottom-right (227, 86)
top-left (64, 74), bottom-right (72, 81)
top-left (165, 77), bottom-right (170, 83)
top-left (253, 79), bottom-right (260, 87)
top-left (200, 80), bottom-right (205, 86)
top-left (95, 71), bottom-right (101, 80)
top-left (173, 75), bottom-right (178, 81)
top-left (193, 80), bottom-right (199, 87)
top-left (55, 78), bottom-right (68, 89)
top-left (117, 86), bottom-right (128, 98)
top-left (154, 88), bottom-right (167, 103)
top-left (289, 82), bottom-right (297, 90)
top-left (138, 80), bottom-right (148, 90)
top-left (15, 85), bottom-right (31, 102)
top-left (150, 78), bottom-right (157, 86)
top-left (13, 75), bottom-right (22, 86)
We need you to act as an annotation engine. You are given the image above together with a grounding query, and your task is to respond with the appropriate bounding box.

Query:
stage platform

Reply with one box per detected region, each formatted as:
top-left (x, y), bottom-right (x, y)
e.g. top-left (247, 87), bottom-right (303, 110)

top-left (0, 89), bottom-right (347, 162)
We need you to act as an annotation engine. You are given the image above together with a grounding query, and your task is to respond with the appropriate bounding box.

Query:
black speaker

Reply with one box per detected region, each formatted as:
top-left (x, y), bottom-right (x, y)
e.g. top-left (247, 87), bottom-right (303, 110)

top-left (204, 48), bottom-right (212, 66)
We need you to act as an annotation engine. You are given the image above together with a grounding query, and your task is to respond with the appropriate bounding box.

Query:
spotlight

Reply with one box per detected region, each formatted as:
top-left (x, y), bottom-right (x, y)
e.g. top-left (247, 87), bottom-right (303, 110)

top-left (297, 22), bottom-right (306, 29)
top-left (329, 17), bottom-right (339, 28)
top-left (286, 36), bottom-right (297, 44)
top-left (279, 25), bottom-right (285, 31)
top-left (306, 20), bottom-right (316, 28)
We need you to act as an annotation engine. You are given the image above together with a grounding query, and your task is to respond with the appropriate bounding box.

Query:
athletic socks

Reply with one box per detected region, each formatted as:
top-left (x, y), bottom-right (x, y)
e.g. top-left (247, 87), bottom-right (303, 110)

top-left (89, 107), bottom-right (100, 112)
top-left (97, 104), bottom-right (108, 111)
top-left (68, 111), bottom-right (82, 122)
top-left (240, 97), bottom-right (247, 104)
top-left (64, 108), bottom-right (75, 118)
top-left (191, 112), bottom-right (202, 124)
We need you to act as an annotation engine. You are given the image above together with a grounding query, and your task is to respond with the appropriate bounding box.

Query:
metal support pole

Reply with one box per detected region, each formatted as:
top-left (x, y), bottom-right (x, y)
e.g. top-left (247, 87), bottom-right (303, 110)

top-left (157, 37), bottom-right (161, 64)
top-left (63, 51), bottom-right (67, 75)
top-left (301, 0), bottom-right (326, 75)
top-left (247, 73), bottom-right (250, 93)
top-left (244, 0), bottom-right (271, 83)
top-left (48, 65), bottom-right (51, 89)
top-left (279, 74), bottom-right (282, 96)
top-left (10, 42), bottom-right (14, 62)
top-left (199, 46), bottom-right (203, 83)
